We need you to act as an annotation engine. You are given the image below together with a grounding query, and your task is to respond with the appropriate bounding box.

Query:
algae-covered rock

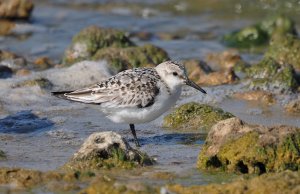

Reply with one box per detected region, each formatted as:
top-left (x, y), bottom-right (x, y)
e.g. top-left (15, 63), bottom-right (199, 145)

top-left (266, 34), bottom-right (300, 71)
top-left (223, 15), bottom-right (297, 49)
top-left (163, 102), bottom-right (234, 132)
top-left (93, 44), bottom-right (169, 73)
top-left (0, 150), bottom-right (5, 159)
top-left (63, 26), bottom-right (135, 65)
top-left (0, 0), bottom-right (34, 20)
top-left (246, 57), bottom-right (298, 93)
top-left (198, 117), bottom-right (300, 174)
top-left (65, 132), bottom-right (154, 170)
top-left (167, 170), bottom-right (300, 194)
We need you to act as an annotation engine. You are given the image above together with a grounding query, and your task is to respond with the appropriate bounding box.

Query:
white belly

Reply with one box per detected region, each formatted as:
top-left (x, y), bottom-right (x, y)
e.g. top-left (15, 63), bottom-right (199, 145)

top-left (105, 87), bottom-right (181, 124)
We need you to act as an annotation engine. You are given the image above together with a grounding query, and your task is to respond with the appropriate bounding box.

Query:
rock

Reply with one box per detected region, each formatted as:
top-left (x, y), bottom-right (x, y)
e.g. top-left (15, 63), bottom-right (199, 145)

top-left (0, 49), bottom-right (27, 70)
top-left (63, 26), bottom-right (169, 72)
top-left (65, 132), bottom-right (154, 170)
top-left (0, 149), bottom-right (5, 159)
top-left (0, 65), bottom-right (12, 78)
top-left (266, 34), bottom-right (300, 71)
top-left (167, 170), bottom-right (300, 194)
top-left (0, 0), bottom-right (34, 20)
top-left (222, 15), bottom-right (297, 49)
top-left (246, 57), bottom-right (298, 93)
top-left (129, 31), bottom-right (153, 41)
top-left (205, 50), bottom-right (247, 70)
top-left (197, 69), bottom-right (239, 86)
top-left (93, 44), bottom-right (169, 74)
top-left (33, 57), bottom-right (55, 70)
top-left (232, 91), bottom-right (275, 105)
top-left (163, 102), bottom-right (234, 132)
top-left (285, 99), bottom-right (300, 114)
top-left (198, 117), bottom-right (300, 174)
top-left (0, 19), bottom-right (15, 35)
top-left (16, 68), bottom-right (31, 76)
top-left (12, 77), bottom-right (53, 89)
top-left (63, 26), bottom-right (135, 65)
top-left (183, 59), bottom-right (212, 83)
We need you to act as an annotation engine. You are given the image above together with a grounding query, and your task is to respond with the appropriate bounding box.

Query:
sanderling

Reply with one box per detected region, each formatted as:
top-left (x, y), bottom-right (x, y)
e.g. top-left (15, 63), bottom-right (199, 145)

top-left (53, 61), bottom-right (206, 147)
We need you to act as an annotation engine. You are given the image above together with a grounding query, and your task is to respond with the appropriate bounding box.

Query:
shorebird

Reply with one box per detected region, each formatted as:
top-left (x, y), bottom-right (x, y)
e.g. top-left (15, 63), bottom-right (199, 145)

top-left (53, 61), bottom-right (206, 147)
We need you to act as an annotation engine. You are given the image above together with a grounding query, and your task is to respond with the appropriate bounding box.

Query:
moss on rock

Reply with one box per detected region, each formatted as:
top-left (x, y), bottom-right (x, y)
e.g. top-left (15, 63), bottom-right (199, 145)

top-left (167, 170), bottom-right (300, 194)
top-left (198, 118), bottom-right (300, 174)
top-left (246, 57), bottom-right (298, 93)
top-left (64, 132), bottom-right (154, 171)
top-left (266, 34), bottom-right (300, 71)
top-left (63, 26), bottom-right (169, 72)
top-left (163, 102), bottom-right (234, 132)
top-left (222, 15), bottom-right (297, 49)
top-left (93, 44), bottom-right (169, 73)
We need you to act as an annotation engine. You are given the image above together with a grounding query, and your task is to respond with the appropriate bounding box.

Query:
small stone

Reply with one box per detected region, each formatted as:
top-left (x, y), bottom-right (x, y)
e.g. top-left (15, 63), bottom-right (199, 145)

top-left (0, 19), bottom-right (15, 35)
top-left (33, 57), bottom-right (55, 70)
top-left (285, 99), bottom-right (300, 114)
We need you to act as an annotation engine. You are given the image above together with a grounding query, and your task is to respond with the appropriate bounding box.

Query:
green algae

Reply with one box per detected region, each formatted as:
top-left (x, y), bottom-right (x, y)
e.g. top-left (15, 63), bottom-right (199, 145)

top-left (246, 57), bottom-right (298, 93)
top-left (93, 44), bottom-right (169, 73)
top-left (167, 170), bottom-right (300, 194)
top-left (198, 126), bottom-right (300, 174)
top-left (266, 34), bottom-right (300, 71)
top-left (163, 102), bottom-right (234, 132)
top-left (223, 15), bottom-right (297, 49)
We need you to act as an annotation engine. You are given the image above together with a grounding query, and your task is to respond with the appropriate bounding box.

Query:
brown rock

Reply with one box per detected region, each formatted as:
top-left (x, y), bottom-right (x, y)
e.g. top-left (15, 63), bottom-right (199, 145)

top-left (233, 90), bottom-right (275, 105)
top-left (33, 57), bottom-right (55, 70)
top-left (16, 68), bottom-right (31, 76)
top-left (0, 19), bottom-right (15, 35)
top-left (183, 59), bottom-right (212, 83)
top-left (206, 49), bottom-right (244, 70)
top-left (0, 0), bottom-right (34, 20)
top-left (197, 69), bottom-right (238, 86)
top-left (285, 99), bottom-right (300, 114)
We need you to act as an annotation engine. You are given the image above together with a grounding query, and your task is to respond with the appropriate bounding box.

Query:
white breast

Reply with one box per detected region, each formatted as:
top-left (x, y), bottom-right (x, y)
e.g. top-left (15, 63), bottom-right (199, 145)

top-left (104, 83), bottom-right (182, 124)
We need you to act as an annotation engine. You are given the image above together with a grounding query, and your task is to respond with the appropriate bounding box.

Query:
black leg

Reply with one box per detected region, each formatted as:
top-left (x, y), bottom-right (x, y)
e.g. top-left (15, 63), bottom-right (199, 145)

top-left (129, 124), bottom-right (140, 147)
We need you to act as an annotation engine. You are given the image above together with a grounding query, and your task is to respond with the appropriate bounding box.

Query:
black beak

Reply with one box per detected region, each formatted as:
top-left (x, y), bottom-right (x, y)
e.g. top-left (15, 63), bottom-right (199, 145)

top-left (186, 79), bottom-right (207, 94)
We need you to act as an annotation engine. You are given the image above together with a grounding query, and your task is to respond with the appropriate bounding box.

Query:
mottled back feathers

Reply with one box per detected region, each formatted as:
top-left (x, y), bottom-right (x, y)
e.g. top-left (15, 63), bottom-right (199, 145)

top-left (63, 68), bottom-right (161, 108)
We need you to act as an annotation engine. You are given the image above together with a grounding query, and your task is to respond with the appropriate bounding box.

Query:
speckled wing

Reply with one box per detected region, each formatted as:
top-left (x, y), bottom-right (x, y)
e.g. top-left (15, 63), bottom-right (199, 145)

top-left (64, 68), bottom-right (160, 108)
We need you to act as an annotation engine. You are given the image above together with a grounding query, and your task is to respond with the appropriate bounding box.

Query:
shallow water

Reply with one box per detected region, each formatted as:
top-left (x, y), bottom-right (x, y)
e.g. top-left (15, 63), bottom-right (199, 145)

top-left (0, 0), bottom-right (299, 190)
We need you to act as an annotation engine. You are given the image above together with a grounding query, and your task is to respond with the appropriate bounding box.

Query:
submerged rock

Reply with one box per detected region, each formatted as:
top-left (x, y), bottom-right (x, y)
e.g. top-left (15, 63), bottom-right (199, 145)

top-left (63, 26), bottom-right (169, 72)
top-left (266, 34), bottom-right (300, 71)
top-left (223, 15), bottom-right (297, 49)
top-left (198, 117), bottom-right (300, 174)
top-left (12, 77), bottom-right (53, 90)
top-left (0, 150), bottom-right (5, 159)
top-left (246, 57), bottom-right (298, 93)
top-left (0, 65), bottom-right (12, 78)
top-left (0, 0), bottom-right (34, 20)
top-left (65, 132), bottom-right (154, 170)
top-left (232, 91), bottom-right (275, 105)
top-left (163, 102), bottom-right (234, 132)
top-left (167, 170), bottom-right (300, 194)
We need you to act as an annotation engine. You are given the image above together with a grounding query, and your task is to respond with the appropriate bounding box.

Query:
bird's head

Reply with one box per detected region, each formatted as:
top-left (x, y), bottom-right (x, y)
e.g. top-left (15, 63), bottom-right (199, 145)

top-left (155, 61), bottom-right (206, 94)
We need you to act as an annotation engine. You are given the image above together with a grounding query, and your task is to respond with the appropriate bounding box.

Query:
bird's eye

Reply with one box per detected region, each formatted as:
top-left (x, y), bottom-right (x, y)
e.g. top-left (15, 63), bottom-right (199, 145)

top-left (173, 72), bottom-right (178, 76)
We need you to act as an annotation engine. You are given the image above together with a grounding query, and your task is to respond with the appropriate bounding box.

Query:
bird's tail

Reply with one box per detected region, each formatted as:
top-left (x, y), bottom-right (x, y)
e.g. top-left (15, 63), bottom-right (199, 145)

top-left (51, 91), bottom-right (73, 99)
